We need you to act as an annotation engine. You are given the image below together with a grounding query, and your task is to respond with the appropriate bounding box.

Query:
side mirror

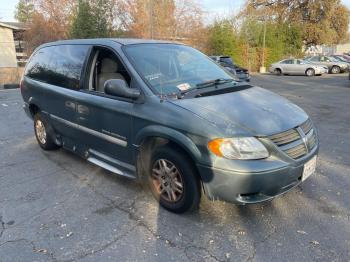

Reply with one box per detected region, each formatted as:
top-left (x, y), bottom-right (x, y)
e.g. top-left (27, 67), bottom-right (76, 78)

top-left (104, 79), bottom-right (141, 100)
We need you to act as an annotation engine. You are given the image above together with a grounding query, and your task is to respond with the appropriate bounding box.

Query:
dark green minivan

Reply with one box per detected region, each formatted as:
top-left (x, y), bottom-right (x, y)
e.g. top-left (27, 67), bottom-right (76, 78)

top-left (21, 39), bottom-right (319, 213)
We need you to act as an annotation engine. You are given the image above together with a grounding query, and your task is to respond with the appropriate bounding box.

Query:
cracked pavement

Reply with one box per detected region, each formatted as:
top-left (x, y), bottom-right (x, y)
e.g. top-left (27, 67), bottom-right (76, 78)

top-left (0, 74), bottom-right (350, 261)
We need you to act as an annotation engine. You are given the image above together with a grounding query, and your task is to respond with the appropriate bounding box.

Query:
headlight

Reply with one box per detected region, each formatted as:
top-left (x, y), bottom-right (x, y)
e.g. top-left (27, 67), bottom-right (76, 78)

top-left (208, 137), bottom-right (269, 160)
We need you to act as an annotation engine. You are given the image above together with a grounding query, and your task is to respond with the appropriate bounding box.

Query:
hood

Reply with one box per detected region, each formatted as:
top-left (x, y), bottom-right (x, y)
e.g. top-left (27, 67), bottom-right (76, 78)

top-left (169, 86), bottom-right (308, 136)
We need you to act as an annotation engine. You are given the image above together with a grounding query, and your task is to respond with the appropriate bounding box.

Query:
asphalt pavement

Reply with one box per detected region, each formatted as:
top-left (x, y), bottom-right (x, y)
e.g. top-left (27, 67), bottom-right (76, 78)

top-left (0, 74), bottom-right (349, 262)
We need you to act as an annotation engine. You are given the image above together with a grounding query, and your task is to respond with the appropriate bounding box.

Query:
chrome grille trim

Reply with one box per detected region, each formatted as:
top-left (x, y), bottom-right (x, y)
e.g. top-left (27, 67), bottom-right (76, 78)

top-left (300, 119), bottom-right (313, 134)
top-left (269, 129), bottom-right (300, 146)
top-left (268, 119), bottom-right (317, 160)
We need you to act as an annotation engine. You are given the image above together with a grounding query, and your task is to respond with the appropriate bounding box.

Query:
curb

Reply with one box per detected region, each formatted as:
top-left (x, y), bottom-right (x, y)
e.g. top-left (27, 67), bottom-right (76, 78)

top-left (3, 84), bottom-right (20, 89)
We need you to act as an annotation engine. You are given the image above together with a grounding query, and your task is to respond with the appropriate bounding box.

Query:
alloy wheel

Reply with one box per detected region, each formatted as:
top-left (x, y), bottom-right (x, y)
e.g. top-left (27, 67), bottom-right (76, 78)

top-left (151, 159), bottom-right (184, 202)
top-left (35, 119), bottom-right (47, 145)
top-left (306, 69), bottom-right (314, 76)
top-left (331, 66), bottom-right (340, 74)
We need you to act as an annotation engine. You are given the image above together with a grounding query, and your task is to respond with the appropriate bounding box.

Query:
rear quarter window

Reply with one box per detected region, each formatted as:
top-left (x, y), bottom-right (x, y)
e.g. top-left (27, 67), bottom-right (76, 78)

top-left (24, 47), bottom-right (52, 82)
top-left (25, 45), bottom-right (90, 90)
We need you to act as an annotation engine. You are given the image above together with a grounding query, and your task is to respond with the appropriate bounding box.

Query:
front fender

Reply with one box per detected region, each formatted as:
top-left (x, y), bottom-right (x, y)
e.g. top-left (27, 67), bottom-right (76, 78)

top-left (134, 125), bottom-right (202, 162)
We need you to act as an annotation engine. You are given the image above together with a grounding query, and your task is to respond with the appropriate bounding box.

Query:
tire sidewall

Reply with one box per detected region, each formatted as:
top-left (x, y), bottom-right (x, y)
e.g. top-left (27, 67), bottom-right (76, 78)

top-left (331, 66), bottom-right (340, 74)
top-left (148, 146), bottom-right (200, 213)
top-left (306, 68), bottom-right (315, 77)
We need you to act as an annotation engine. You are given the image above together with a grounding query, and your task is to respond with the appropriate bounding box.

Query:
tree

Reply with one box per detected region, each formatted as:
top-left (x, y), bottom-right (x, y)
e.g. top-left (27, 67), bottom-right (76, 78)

top-left (207, 19), bottom-right (244, 65)
top-left (14, 0), bottom-right (35, 23)
top-left (23, 0), bottom-right (73, 54)
top-left (24, 12), bottom-right (67, 54)
top-left (70, 0), bottom-right (116, 38)
top-left (70, 0), bottom-right (96, 38)
top-left (118, 0), bottom-right (204, 41)
top-left (123, 0), bottom-right (176, 39)
top-left (243, 0), bottom-right (350, 46)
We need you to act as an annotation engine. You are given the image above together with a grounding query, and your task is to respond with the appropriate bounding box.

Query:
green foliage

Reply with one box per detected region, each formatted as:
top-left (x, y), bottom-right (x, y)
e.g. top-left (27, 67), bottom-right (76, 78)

top-left (206, 17), bottom-right (305, 71)
top-left (69, 0), bottom-right (115, 39)
top-left (207, 19), bottom-right (244, 66)
top-left (14, 0), bottom-right (35, 23)
top-left (70, 0), bottom-right (95, 39)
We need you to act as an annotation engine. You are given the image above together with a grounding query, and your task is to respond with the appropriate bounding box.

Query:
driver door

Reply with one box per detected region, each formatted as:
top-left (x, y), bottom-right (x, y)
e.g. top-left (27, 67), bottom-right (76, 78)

top-left (75, 46), bottom-right (135, 168)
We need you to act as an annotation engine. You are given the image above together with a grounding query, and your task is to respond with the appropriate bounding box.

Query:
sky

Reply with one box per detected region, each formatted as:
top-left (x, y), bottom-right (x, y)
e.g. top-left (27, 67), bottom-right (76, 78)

top-left (1, 0), bottom-right (350, 22)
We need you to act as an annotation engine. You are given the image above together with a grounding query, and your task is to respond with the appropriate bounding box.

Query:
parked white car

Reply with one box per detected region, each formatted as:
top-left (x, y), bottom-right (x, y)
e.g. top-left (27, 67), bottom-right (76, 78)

top-left (269, 59), bottom-right (328, 76)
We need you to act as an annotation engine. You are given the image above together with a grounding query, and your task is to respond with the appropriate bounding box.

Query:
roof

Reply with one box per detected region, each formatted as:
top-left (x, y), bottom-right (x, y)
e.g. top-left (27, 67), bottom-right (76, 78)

top-left (0, 21), bottom-right (26, 30)
top-left (41, 38), bottom-right (181, 47)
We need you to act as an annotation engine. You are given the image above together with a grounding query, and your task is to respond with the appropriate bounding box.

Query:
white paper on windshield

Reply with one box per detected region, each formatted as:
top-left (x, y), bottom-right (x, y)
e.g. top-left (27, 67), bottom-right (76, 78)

top-left (177, 83), bottom-right (191, 91)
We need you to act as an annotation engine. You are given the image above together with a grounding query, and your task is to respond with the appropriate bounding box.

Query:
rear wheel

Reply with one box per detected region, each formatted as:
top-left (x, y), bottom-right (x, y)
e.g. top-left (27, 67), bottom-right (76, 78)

top-left (148, 146), bottom-right (201, 213)
top-left (34, 113), bottom-right (59, 150)
top-left (305, 68), bottom-right (315, 77)
top-left (331, 66), bottom-right (341, 74)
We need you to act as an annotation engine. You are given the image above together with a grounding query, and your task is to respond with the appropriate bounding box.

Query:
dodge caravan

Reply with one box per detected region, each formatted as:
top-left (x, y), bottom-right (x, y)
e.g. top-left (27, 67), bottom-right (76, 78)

top-left (21, 39), bottom-right (319, 213)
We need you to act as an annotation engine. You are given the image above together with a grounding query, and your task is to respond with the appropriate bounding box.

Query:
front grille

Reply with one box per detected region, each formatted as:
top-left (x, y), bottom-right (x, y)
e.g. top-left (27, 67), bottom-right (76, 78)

top-left (268, 119), bottom-right (317, 160)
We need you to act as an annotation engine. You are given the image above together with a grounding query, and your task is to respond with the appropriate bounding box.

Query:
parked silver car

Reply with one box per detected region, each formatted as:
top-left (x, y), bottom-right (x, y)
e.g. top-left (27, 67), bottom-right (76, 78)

top-left (269, 59), bottom-right (328, 76)
top-left (304, 55), bottom-right (349, 74)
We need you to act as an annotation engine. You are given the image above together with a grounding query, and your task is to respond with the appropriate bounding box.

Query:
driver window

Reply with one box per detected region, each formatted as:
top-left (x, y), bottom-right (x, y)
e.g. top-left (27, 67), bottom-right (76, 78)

top-left (87, 48), bottom-right (131, 93)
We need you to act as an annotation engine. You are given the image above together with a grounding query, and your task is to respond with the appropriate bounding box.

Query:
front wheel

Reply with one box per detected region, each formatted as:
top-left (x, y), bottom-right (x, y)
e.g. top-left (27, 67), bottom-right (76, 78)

top-left (148, 146), bottom-right (201, 213)
top-left (305, 68), bottom-right (315, 77)
top-left (274, 68), bottom-right (282, 76)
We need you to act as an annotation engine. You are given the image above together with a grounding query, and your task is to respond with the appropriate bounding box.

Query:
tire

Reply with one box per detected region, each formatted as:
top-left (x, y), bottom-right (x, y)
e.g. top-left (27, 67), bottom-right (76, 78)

top-left (305, 68), bottom-right (315, 77)
top-left (274, 68), bottom-right (282, 76)
top-left (4, 84), bottom-right (19, 89)
top-left (148, 146), bottom-right (201, 213)
top-left (34, 113), bottom-right (59, 150)
top-left (331, 66), bottom-right (341, 74)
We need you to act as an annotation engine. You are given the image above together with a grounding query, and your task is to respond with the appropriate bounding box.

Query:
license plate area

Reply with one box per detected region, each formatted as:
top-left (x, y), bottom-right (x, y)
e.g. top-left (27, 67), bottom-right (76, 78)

top-left (302, 156), bottom-right (317, 181)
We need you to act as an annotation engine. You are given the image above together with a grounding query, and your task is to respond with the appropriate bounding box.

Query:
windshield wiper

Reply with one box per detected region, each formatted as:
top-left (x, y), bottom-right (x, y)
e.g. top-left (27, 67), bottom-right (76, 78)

top-left (179, 78), bottom-right (235, 97)
top-left (196, 78), bottom-right (234, 88)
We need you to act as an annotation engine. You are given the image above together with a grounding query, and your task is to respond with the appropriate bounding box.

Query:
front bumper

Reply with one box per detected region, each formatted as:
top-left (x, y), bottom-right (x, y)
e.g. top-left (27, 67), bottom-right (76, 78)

top-left (315, 68), bottom-right (328, 74)
top-left (198, 145), bottom-right (319, 204)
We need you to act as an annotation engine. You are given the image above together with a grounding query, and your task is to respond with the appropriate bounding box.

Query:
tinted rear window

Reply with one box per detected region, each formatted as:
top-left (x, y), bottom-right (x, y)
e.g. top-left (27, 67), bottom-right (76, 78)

top-left (25, 45), bottom-right (90, 90)
top-left (24, 47), bottom-right (52, 82)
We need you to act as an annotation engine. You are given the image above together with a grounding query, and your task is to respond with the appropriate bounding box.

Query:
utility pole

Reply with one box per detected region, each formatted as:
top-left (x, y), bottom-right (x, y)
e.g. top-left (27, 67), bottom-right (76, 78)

top-left (259, 16), bottom-right (267, 73)
top-left (149, 0), bottom-right (154, 39)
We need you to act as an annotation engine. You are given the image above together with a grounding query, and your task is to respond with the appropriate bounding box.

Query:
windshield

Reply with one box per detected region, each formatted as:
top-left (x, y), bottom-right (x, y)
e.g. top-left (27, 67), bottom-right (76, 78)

top-left (328, 56), bottom-right (341, 62)
top-left (124, 44), bottom-right (234, 95)
top-left (301, 60), bottom-right (312, 64)
top-left (333, 56), bottom-right (347, 62)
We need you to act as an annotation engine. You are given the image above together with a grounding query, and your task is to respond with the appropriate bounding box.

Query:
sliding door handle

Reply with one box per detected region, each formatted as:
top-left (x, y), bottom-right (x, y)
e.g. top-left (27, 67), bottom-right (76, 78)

top-left (65, 101), bottom-right (76, 111)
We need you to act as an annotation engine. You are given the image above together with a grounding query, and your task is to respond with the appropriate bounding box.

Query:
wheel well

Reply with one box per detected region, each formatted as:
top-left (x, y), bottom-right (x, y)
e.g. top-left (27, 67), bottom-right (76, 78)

top-left (275, 68), bottom-right (282, 73)
top-left (29, 104), bottom-right (40, 117)
top-left (305, 68), bottom-right (314, 73)
top-left (137, 137), bottom-right (201, 182)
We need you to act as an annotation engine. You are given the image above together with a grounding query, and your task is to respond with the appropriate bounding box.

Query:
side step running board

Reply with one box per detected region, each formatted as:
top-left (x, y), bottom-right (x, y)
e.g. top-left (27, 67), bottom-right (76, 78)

top-left (87, 157), bottom-right (135, 179)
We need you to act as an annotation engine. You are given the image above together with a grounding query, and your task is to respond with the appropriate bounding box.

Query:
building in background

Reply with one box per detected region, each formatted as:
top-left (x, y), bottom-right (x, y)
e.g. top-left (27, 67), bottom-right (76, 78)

top-left (0, 21), bottom-right (27, 86)
top-left (304, 43), bottom-right (350, 56)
